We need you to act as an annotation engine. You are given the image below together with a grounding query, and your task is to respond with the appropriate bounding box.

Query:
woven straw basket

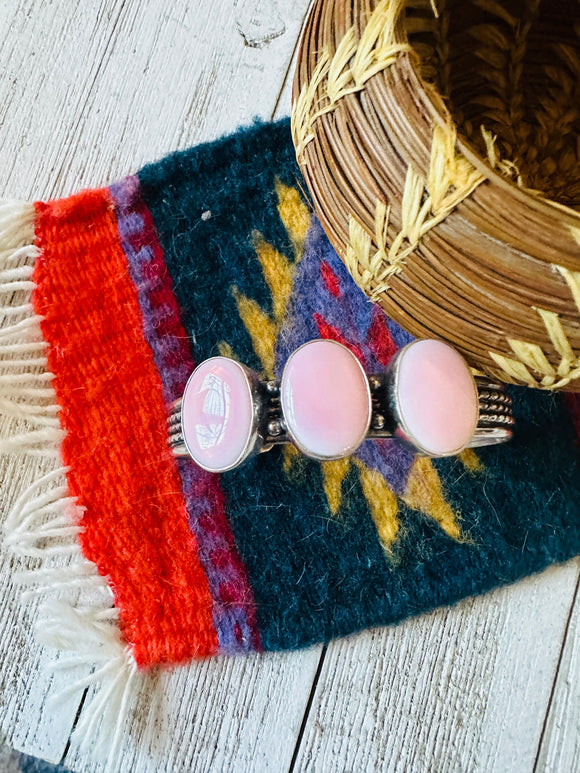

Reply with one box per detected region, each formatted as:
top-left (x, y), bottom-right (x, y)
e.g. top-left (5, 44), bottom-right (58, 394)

top-left (291, 0), bottom-right (580, 391)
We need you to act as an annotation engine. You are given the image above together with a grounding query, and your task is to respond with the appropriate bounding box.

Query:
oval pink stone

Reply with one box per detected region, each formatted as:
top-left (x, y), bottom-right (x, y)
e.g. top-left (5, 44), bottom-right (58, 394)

top-left (281, 340), bottom-right (371, 460)
top-left (181, 357), bottom-right (254, 472)
top-left (395, 340), bottom-right (479, 456)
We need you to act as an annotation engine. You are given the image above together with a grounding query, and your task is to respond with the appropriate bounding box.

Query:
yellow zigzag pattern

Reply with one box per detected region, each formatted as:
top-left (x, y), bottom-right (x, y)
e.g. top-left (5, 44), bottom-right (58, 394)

top-left (228, 181), bottom-right (310, 472)
top-left (228, 182), bottom-right (475, 554)
top-left (231, 181), bottom-right (309, 378)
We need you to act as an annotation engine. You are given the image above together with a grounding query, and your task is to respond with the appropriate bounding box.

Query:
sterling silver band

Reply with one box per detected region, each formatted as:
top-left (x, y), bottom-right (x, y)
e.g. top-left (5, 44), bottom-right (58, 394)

top-left (167, 373), bottom-right (514, 459)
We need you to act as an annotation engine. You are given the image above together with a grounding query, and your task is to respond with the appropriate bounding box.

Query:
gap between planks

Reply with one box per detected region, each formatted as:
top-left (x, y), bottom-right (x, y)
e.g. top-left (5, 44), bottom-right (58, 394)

top-left (288, 645), bottom-right (328, 773)
top-left (533, 562), bottom-right (580, 773)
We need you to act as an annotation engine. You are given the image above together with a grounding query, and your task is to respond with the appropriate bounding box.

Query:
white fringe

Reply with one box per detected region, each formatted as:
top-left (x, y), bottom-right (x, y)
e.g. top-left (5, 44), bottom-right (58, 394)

top-left (40, 596), bottom-right (144, 772)
top-left (0, 200), bottom-right (148, 772)
top-left (0, 201), bottom-right (64, 456)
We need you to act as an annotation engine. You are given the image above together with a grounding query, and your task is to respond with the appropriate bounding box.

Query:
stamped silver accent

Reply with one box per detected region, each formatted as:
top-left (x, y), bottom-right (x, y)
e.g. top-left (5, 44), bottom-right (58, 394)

top-left (168, 343), bottom-right (514, 468)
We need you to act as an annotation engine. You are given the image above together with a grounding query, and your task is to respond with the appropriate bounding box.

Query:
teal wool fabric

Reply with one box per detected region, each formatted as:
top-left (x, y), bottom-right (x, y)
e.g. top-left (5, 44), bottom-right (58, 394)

top-left (136, 118), bottom-right (580, 652)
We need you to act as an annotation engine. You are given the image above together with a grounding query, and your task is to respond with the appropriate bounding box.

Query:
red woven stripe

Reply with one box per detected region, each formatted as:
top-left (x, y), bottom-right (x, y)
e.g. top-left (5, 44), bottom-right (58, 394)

top-left (33, 189), bottom-right (218, 667)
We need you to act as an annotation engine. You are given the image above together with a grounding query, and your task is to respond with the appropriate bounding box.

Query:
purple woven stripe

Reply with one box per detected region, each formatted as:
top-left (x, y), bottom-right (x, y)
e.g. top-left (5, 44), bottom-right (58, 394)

top-left (109, 175), bottom-right (261, 655)
top-left (275, 217), bottom-right (415, 493)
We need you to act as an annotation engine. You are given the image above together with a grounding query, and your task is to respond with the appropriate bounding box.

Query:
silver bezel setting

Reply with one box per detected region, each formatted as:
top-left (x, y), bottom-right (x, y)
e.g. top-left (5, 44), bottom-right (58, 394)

top-left (279, 339), bottom-right (373, 461)
top-left (180, 357), bottom-right (264, 473)
top-left (168, 341), bottom-right (515, 470)
top-left (386, 340), bottom-right (480, 458)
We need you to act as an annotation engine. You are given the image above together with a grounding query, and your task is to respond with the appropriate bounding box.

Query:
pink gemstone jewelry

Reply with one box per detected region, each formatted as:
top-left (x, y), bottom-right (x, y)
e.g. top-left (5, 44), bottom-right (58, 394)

top-left (168, 339), bottom-right (514, 473)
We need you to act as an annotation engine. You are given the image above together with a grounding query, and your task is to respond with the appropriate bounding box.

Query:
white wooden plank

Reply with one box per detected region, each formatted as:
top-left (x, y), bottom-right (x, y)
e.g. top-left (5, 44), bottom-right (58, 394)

top-left (292, 562), bottom-right (579, 773)
top-left (0, 0), bottom-right (130, 201)
top-left (273, 11), bottom-right (580, 770)
top-left (9, 0), bottom-right (311, 202)
top-left (0, 0), bottom-right (309, 202)
top-left (535, 569), bottom-right (580, 773)
top-left (272, 0), bottom-right (313, 120)
top-left (0, 0), bottom-right (317, 768)
top-left (0, 448), bottom-right (95, 764)
top-left (0, 1), bottom-right (156, 760)
top-left (3, 1), bottom-right (577, 772)
top-left (64, 647), bottom-right (323, 773)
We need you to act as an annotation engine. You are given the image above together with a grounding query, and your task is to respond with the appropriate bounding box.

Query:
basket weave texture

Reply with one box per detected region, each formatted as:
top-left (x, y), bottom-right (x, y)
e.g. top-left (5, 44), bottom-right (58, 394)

top-left (292, 0), bottom-right (580, 391)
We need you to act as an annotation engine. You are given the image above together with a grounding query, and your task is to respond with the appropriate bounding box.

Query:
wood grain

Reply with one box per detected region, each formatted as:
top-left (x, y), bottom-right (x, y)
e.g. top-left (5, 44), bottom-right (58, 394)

top-left (0, 0), bottom-right (316, 767)
top-left (0, 0), bottom-right (311, 201)
top-left (0, 449), bottom-right (91, 763)
top-left (293, 562), bottom-right (580, 773)
top-left (535, 576), bottom-right (580, 773)
top-left (65, 648), bottom-right (324, 773)
top-left (0, 0), bottom-right (578, 771)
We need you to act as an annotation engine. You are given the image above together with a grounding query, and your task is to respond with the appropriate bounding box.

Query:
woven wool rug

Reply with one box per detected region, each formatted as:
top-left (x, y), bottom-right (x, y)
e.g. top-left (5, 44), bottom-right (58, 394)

top-left (1, 118), bottom-right (580, 761)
